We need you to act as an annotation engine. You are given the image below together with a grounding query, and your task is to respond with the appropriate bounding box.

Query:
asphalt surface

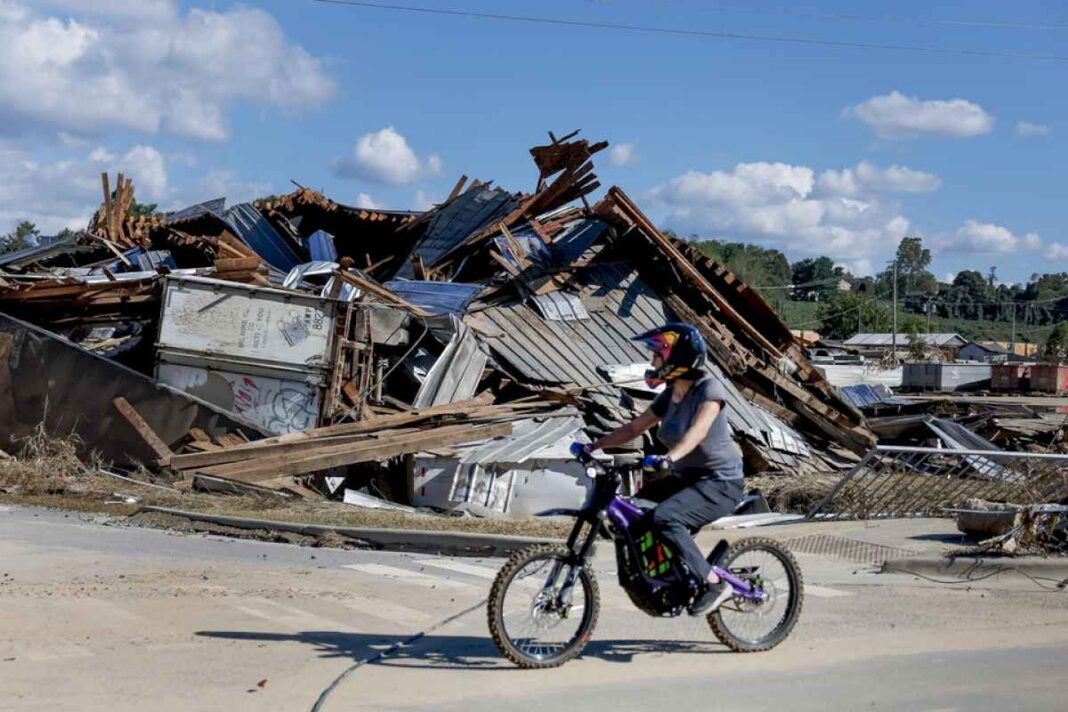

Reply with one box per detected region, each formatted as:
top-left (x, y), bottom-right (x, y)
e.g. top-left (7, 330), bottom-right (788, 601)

top-left (2, 505), bottom-right (1066, 711)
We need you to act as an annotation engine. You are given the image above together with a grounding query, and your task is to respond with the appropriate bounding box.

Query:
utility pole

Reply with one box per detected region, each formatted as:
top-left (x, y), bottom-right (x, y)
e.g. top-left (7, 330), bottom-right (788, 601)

top-left (1011, 303), bottom-right (1017, 356)
top-left (891, 259), bottom-right (898, 362)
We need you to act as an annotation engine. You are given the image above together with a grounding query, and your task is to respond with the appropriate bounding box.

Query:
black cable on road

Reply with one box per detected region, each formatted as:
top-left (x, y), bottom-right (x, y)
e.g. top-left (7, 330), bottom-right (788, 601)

top-left (310, 597), bottom-right (488, 712)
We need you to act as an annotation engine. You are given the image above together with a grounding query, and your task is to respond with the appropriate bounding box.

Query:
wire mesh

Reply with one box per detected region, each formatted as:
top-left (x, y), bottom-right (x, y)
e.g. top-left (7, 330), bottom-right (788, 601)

top-left (808, 446), bottom-right (1068, 520)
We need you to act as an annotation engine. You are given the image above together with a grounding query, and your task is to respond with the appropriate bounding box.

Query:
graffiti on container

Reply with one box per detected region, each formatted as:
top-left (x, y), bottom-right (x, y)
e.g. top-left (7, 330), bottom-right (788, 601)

top-left (231, 376), bottom-right (318, 433)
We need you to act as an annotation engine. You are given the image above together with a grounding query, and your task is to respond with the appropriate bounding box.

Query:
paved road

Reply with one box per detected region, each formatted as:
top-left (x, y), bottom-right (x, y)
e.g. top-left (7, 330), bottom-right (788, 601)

top-left (1, 505), bottom-right (1066, 711)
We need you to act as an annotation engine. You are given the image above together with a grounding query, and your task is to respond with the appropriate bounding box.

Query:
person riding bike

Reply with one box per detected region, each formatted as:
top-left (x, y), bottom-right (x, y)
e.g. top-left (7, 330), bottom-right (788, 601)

top-left (572, 322), bottom-right (744, 616)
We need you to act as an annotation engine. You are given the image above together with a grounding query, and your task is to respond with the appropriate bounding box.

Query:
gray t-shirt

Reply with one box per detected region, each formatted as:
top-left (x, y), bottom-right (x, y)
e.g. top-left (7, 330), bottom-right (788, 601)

top-left (650, 376), bottom-right (743, 480)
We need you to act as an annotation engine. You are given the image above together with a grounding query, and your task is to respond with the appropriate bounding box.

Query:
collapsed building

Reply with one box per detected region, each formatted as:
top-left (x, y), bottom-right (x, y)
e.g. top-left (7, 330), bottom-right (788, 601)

top-left (0, 133), bottom-right (889, 517)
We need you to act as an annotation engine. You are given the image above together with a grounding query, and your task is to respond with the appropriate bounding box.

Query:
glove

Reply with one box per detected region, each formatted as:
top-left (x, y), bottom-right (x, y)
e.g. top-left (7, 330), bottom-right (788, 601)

top-left (642, 454), bottom-right (673, 472)
top-left (569, 442), bottom-right (593, 458)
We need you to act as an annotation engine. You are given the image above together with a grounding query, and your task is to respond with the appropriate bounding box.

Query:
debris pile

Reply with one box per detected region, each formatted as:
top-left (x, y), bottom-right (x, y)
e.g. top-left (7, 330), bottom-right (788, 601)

top-left (0, 133), bottom-right (887, 517)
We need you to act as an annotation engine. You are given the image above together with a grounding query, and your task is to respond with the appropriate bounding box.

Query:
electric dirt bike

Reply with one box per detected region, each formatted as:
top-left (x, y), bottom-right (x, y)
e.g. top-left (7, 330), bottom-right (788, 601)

top-left (487, 451), bottom-right (803, 668)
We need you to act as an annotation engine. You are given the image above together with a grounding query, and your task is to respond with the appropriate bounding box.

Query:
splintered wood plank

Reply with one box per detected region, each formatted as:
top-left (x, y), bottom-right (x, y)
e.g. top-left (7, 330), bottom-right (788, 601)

top-left (112, 397), bottom-right (173, 462)
top-left (192, 422), bottom-right (512, 483)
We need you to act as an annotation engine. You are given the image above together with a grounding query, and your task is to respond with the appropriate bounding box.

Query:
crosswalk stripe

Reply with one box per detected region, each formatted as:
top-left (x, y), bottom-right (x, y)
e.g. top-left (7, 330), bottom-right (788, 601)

top-left (233, 597), bottom-right (358, 632)
top-left (804, 585), bottom-right (852, 598)
top-left (335, 596), bottom-right (434, 625)
top-left (339, 563), bottom-right (469, 588)
top-left (413, 559), bottom-right (500, 580)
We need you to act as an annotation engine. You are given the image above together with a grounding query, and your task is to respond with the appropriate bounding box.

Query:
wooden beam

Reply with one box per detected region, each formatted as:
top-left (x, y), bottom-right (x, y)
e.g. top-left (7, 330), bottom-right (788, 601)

top-left (604, 187), bottom-right (783, 361)
top-left (168, 394), bottom-right (500, 469)
top-left (193, 422), bottom-right (513, 483)
top-left (335, 270), bottom-right (432, 316)
top-left (112, 397), bottom-right (173, 462)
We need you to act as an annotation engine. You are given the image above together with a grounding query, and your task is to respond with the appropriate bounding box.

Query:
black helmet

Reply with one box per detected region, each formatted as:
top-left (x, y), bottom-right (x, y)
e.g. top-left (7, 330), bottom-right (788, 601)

top-left (632, 323), bottom-right (707, 386)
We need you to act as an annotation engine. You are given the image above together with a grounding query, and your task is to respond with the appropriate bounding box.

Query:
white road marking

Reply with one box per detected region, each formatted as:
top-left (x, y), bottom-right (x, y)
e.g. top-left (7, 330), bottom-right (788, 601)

top-left (339, 563), bottom-right (469, 588)
top-left (233, 597), bottom-right (358, 632)
top-left (804, 585), bottom-right (853, 598)
top-left (335, 596), bottom-right (434, 625)
top-left (413, 559), bottom-right (501, 580)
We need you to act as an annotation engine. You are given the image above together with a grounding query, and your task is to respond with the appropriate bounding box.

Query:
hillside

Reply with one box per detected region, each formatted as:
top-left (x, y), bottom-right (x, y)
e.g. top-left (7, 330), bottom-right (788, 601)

top-left (772, 299), bottom-right (1051, 345)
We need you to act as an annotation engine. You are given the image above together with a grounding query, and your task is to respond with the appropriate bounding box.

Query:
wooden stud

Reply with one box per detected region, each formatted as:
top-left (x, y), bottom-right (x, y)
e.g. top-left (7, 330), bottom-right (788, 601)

top-left (112, 397), bottom-right (173, 462)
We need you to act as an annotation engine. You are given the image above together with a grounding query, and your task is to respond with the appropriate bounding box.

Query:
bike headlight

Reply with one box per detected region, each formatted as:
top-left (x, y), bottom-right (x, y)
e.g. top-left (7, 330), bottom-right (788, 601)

top-left (585, 466), bottom-right (598, 479)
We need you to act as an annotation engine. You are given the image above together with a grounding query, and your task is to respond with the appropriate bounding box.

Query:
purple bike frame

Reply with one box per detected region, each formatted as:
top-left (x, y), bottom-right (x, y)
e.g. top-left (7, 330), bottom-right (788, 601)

top-left (606, 495), bottom-right (766, 603)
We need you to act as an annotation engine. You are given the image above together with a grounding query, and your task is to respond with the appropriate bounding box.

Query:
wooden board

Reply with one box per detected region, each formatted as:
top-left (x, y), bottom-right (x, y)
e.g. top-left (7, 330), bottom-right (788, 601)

top-left (192, 422), bottom-right (513, 483)
top-left (112, 397), bottom-right (173, 461)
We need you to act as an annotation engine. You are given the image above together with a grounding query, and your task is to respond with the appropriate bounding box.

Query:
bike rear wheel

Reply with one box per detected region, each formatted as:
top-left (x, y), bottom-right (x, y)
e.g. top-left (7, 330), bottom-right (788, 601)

top-left (487, 544), bottom-right (600, 669)
top-left (707, 537), bottom-right (803, 652)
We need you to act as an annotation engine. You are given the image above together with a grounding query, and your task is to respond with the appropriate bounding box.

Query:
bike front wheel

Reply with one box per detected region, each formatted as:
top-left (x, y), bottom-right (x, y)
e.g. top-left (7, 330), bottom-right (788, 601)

top-left (707, 537), bottom-right (803, 652)
top-left (487, 544), bottom-right (600, 669)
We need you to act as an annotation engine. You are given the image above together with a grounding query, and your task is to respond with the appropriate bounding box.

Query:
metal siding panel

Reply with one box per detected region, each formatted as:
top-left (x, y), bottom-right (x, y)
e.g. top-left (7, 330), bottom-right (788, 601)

top-left (385, 280), bottom-right (482, 315)
top-left (223, 203), bottom-right (305, 272)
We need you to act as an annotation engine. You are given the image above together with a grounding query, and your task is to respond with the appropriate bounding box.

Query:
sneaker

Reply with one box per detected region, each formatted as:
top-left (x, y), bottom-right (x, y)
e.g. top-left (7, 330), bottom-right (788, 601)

top-left (688, 580), bottom-right (734, 616)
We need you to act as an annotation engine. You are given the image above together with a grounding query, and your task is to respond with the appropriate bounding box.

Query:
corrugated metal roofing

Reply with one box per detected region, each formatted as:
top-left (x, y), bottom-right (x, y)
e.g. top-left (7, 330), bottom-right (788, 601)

top-left (465, 262), bottom-right (811, 461)
top-left (397, 187), bottom-right (518, 276)
top-left (0, 238), bottom-right (89, 269)
top-left (492, 235), bottom-right (549, 269)
top-left (305, 230), bottom-right (338, 262)
top-left (844, 333), bottom-right (967, 347)
top-left (838, 384), bottom-right (912, 408)
top-left (457, 415), bottom-right (586, 464)
top-left (413, 315), bottom-right (488, 407)
top-left (549, 219), bottom-right (609, 266)
top-left (223, 203), bottom-right (305, 272)
top-left (385, 280), bottom-right (483, 315)
top-left (135, 250), bottom-right (177, 271)
top-left (165, 197), bottom-right (226, 224)
top-left (529, 292), bottom-right (590, 321)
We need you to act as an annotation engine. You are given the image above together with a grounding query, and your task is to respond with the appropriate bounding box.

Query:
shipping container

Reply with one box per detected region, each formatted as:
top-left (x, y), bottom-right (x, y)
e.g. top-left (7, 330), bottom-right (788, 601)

top-left (1028, 364), bottom-right (1068, 394)
top-left (992, 363), bottom-right (1033, 392)
top-left (155, 275), bottom-right (343, 433)
top-left (902, 362), bottom-right (991, 392)
top-left (157, 275), bottom-right (338, 370)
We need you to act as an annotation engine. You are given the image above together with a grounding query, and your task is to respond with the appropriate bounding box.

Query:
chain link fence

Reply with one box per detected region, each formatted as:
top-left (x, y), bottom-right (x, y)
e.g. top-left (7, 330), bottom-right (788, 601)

top-left (807, 446), bottom-right (1068, 520)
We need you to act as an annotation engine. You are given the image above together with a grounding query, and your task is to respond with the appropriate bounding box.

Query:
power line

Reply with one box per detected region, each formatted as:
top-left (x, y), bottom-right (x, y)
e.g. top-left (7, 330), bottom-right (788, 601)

top-left (707, 4), bottom-right (1068, 33)
top-left (310, 1), bottom-right (1068, 62)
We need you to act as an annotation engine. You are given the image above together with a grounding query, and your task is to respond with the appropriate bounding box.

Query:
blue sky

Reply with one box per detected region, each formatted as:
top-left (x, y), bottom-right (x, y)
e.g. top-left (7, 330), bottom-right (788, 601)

top-left (1, 0), bottom-right (1064, 283)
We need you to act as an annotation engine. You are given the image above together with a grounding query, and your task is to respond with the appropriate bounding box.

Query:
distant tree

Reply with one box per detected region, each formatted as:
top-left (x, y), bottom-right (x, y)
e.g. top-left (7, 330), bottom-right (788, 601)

top-left (878, 236), bottom-right (938, 296)
top-left (0, 220), bottom-right (39, 254)
top-left (1045, 322), bottom-right (1068, 362)
top-left (790, 256), bottom-right (845, 301)
top-left (817, 292), bottom-right (892, 340)
top-left (905, 322), bottom-right (928, 361)
top-left (692, 240), bottom-right (791, 295)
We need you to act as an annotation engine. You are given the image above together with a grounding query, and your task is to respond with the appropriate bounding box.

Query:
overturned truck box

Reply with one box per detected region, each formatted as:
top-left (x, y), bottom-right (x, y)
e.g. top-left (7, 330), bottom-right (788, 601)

top-left (0, 311), bottom-right (266, 465)
top-left (155, 275), bottom-right (347, 434)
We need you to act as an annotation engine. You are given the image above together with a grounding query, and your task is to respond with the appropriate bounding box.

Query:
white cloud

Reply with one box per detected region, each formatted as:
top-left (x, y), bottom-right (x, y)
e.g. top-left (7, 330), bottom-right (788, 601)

top-left (607, 143), bottom-right (638, 167)
top-left (844, 91), bottom-right (994, 139)
top-left (843, 258), bottom-right (873, 278)
top-left (943, 272), bottom-right (957, 284)
top-left (1017, 121), bottom-right (1051, 138)
top-left (1045, 243), bottom-right (1068, 260)
top-left (0, 2), bottom-right (335, 141)
top-left (198, 170), bottom-right (271, 206)
top-left (354, 193), bottom-right (381, 210)
top-left (412, 189), bottom-right (439, 211)
top-left (0, 142), bottom-right (168, 234)
top-left (332, 127), bottom-right (443, 185)
top-left (651, 161), bottom-right (910, 266)
top-left (939, 220), bottom-right (1040, 254)
top-left (36, 1), bottom-right (177, 22)
top-left (816, 161), bottom-right (940, 197)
